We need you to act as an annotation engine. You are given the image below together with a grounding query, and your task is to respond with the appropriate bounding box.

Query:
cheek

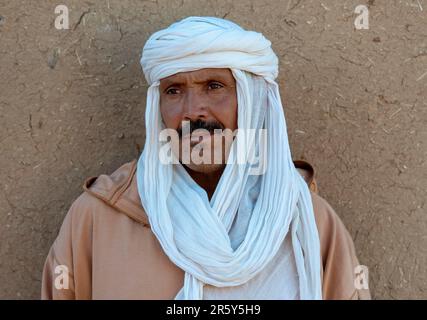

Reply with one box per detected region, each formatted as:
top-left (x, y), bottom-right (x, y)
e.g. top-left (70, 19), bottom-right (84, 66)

top-left (160, 100), bottom-right (183, 129)
top-left (211, 93), bottom-right (238, 130)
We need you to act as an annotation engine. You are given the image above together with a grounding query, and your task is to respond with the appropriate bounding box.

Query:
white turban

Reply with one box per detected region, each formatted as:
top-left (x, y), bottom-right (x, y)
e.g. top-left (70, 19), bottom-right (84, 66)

top-left (141, 16), bottom-right (278, 85)
top-left (137, 16), bottom-right (322, 300)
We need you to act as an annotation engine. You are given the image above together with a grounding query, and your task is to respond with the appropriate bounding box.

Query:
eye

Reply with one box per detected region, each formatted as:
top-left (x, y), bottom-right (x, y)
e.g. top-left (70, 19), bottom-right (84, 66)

top-left (208, 82), bottom-right (224, 90)
top-left (165, 87), bottom-right (180, 95)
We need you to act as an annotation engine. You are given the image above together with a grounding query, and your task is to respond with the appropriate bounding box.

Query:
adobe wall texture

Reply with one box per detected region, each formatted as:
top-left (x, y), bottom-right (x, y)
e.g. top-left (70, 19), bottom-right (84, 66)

top-left (0, 0), bottom-right (426, 299)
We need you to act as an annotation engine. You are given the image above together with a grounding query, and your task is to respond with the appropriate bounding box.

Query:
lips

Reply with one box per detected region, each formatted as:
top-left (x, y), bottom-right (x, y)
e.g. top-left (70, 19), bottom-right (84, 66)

top-left (181, 130), bottom-right (214, 146)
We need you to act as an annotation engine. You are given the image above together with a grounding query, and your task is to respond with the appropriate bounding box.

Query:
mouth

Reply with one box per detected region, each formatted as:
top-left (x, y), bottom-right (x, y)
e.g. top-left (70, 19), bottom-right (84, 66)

top-left (181, 129), bottom-right (214, 147)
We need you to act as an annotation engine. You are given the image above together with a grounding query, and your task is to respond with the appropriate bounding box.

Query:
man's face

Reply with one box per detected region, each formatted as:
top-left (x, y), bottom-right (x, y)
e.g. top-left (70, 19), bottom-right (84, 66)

top-left (159, 68), bottom-right (238, 173)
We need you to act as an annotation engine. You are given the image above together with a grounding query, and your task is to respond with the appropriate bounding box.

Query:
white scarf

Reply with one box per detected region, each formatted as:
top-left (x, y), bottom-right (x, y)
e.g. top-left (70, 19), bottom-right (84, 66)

top-left (137, 16), bottom-right (322, 300)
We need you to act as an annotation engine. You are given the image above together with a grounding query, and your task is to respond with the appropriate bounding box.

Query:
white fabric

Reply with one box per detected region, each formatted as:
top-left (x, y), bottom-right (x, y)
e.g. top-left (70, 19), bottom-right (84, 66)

top-left (177, 183), bottom-right (300, 300)
top-left (136, 16), bottom-right (322, 300)
top-left (181, 234), bottom-right (300, 300)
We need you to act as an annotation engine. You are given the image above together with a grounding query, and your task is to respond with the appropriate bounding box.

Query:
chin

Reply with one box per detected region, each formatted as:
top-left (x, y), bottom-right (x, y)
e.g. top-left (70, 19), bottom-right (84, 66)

top-left (172, 136), bottom-right (232, 174)
top-left (184, 162), bottom-right (225, 174)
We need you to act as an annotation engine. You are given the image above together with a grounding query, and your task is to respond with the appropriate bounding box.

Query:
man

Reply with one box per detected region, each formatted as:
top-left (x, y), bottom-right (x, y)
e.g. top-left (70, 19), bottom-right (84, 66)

top-left (42, 16), bottom-right (371, 300)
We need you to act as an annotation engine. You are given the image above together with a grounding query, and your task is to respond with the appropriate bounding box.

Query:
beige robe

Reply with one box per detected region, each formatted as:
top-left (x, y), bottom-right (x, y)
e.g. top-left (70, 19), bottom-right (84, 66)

top-left (41, 159), bottom-right (371, 300)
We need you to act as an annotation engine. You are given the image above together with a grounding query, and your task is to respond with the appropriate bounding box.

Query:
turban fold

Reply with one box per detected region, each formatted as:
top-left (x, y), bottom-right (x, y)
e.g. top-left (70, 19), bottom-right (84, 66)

top-left (137, 16), bottom-right (322, 300)
top-left (141, 16), bottom-right (278, 84)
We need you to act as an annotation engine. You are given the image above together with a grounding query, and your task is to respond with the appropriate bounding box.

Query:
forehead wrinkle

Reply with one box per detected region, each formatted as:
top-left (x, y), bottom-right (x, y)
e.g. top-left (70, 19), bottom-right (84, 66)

top-left (160, 69), bottom-right (235, 88)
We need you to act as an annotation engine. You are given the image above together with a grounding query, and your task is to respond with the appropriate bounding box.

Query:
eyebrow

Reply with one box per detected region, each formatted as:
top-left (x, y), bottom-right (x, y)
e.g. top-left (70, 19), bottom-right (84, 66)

top-left (160, 72), bottom-right (233, 88)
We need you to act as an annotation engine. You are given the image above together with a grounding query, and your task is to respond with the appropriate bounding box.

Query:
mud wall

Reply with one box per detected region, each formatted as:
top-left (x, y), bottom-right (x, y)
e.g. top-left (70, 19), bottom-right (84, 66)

top-left (0, 0), bottom-right (426, 299)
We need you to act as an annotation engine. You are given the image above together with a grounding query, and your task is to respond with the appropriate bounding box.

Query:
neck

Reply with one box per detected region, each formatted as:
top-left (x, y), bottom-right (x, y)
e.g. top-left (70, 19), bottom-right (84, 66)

top-left (184, 166), bottom-right (225, 200)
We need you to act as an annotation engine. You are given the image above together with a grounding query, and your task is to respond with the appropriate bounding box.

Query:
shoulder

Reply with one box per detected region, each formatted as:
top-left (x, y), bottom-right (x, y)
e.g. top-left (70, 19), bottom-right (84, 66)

top-left (310, 191), bottom-right (346, 241)
top-left (309, 190), bottom-right (355, 265)
top-left (82, 159), bottom-right (137, 203)
top-left (293, 159), bottom-right (348, 244)
top-left (56, 159), bottom-right (139, 239)
top-left (52, 191), bottom-right (98, 252)
top-left (309, 192), bottom-right (371, 299)
top-left (293, 159), bottom-right (370, 299)
top-left (293, 159), bottom-right (353, 252)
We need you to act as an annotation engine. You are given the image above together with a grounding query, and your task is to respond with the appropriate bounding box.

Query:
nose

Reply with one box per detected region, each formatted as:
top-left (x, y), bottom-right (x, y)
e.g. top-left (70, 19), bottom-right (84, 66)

top-left (182, 88), bottom-right (208, 122)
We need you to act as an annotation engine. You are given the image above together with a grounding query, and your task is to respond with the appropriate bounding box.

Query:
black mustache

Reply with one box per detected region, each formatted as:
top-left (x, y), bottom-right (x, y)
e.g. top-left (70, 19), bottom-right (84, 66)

top-left (177, 119), bottom-right (225, 138)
